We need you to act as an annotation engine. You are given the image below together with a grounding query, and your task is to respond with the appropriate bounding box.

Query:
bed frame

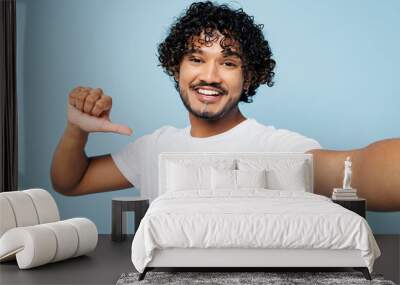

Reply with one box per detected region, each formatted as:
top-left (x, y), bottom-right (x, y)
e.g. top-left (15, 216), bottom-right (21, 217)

top-left (138, 152), bottom-right (372, 281)
top-left (139, 248), bottom-right (371, 280)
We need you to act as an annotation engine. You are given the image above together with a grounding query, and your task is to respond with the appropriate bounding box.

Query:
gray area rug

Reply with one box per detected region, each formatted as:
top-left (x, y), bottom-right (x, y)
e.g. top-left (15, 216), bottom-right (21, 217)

top-left (116, 271), bottom-right (396, 285)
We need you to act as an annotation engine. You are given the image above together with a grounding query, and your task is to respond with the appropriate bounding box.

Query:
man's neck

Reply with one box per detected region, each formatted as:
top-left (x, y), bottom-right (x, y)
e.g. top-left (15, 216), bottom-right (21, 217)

top-left (189, 109), bottom-right (247, 138)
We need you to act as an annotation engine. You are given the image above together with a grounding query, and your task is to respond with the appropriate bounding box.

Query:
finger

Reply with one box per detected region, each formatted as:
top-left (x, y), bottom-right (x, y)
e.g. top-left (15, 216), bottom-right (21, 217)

top-left (75, 89), bottom-right (90, 111)
top-left (68, 94), bottom-right (76, 107)
top-left (68, 86), bottom-right (84, 107)
top-left (69, 86), bottom-right (84, 96)
top-left (101, 121), bottom-right (133, 136)
top-left (83, 89), bottom-right (102, 114)
top-left (93, 87), bottom-right (103, 94)
top-left (91, 96), bottom-right (112, 117)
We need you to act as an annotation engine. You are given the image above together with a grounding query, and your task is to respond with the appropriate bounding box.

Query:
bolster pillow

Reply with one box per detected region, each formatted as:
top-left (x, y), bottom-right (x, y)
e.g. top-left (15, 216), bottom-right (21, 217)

top-left (0, 218), bottom-right (98, 269)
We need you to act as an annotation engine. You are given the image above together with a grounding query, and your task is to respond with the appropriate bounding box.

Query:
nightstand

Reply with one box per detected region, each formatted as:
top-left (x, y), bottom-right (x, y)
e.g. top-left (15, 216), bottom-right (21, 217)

top-left (331, 198), bottom-right (366, 218)
top-left (111, 197), bottom-right (149, 242)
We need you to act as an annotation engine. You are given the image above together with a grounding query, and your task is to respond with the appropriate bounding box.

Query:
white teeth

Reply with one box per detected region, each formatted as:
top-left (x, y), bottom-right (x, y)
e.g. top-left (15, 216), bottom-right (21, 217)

top-left (197, 89), bottom-right (221, 95)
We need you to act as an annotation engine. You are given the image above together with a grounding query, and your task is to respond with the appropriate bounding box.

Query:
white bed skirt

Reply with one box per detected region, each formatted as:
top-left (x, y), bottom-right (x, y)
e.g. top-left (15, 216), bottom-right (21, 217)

top-left (148, 248), bottom-right (366, 268)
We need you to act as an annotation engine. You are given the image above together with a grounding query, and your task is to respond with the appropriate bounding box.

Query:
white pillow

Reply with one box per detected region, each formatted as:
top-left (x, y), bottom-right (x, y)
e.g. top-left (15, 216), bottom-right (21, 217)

top-left (211, 168), bottom-right (236, 190)
top-left (236, 169), bottom-right (268, 189)
top-left (238, 159), bottom-right (308, 191)
top-left (267, 167), bottom-right (306, 191)
top-left (167, 162), bottom-right (210, 191)
top-left (211, 168), bottom-right (268, 190)
top-left (166, 159), bottom-right (236, 192)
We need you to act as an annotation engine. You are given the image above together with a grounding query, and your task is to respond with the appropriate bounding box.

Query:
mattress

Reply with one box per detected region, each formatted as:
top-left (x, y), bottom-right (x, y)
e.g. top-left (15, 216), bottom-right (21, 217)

top-left (131, 190), bottom-right (380, 273)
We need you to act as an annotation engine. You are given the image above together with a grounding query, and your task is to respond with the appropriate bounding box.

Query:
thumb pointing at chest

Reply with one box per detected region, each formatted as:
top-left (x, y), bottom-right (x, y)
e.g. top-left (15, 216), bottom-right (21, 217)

top-left (100, 120), bottom-right (133, 136)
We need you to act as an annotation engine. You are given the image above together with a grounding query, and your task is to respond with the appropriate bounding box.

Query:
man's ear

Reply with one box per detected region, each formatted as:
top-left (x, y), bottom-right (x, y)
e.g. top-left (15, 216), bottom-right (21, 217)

top-left (244, 81), bottom-right (250, 91)
top-left (244, 71), bottom-right (252, 90)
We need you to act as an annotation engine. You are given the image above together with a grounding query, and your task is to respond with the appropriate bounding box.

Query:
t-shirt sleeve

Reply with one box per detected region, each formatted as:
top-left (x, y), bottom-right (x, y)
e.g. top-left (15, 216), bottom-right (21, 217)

top-left (268, 129), bottom-right (322, 153)
top-left (294, 136), bottom-right (322, 153)
top-left (110, 127), bottom-right (168, 192)
top-left (111, 136), bottom-right (150, 189)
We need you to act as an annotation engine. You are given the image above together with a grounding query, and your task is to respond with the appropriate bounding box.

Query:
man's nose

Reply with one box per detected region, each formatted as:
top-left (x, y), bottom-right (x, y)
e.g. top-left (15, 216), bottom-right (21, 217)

top-left (199, 62), bottom-right (222, 84)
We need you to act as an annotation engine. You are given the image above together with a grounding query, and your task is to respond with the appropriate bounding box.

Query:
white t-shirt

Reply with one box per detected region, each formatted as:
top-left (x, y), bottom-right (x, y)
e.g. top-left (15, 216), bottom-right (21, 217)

top-left (111, 118), bottom-right (322, 201)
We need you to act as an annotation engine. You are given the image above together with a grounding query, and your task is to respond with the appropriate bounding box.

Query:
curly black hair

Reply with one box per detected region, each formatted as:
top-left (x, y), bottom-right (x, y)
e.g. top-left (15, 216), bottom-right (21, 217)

top-left (157, 1), bottom-right (276, 103)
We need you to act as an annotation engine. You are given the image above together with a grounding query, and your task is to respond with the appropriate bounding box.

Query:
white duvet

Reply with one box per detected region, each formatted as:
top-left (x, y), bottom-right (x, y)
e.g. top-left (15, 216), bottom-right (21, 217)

top-left (131, 190), bottom-right (380, 273)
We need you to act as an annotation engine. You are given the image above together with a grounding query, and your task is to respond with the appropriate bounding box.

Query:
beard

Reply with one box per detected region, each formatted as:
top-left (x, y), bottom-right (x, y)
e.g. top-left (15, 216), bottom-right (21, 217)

top-left (178, 87), bottom-right (241, 121)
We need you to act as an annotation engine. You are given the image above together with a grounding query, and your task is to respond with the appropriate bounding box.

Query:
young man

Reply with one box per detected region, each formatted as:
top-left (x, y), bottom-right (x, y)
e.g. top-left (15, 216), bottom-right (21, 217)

top-left (51, 1), bottom-right (400, 211)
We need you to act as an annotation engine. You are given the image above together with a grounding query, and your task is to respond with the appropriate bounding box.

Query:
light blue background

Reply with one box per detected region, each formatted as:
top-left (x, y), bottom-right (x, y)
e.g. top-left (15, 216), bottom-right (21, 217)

top-left (16, 0), bottom-right (400, 234)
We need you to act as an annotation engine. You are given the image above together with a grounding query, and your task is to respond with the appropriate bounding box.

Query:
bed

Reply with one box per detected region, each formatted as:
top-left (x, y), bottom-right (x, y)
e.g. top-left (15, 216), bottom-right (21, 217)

top-left (131, 152), bottom-right (381, 281)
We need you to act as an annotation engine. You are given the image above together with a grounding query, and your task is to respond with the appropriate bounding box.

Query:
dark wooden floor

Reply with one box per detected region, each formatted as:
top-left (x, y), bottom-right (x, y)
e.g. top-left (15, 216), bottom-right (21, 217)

top-left (374, 235), bottom-right (400, 284)
top-left (0, 235), bottom-right (134, 285)
top-left (0, 235), bottom-right (398, 285)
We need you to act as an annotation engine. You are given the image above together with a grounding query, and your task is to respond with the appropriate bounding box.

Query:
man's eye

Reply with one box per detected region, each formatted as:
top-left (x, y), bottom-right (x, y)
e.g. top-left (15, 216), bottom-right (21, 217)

top-left (189, 57), bottom-right (201, 63)
top-left (224, 62), bottom-right (237, 67)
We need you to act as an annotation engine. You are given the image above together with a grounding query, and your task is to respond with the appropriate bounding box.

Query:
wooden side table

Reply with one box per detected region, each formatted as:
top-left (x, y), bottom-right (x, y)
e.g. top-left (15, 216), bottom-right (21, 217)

top-left (112, 197), bottom-right (149, 242)
top-left (332, 198), bottom-right (366, 218)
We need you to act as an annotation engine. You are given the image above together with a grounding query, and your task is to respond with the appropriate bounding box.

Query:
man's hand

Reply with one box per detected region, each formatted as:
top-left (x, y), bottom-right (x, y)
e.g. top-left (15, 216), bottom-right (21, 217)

top-left (50, 86), bottom-right (133, 196)
top-left (67, 86), bottom-right (132, 136)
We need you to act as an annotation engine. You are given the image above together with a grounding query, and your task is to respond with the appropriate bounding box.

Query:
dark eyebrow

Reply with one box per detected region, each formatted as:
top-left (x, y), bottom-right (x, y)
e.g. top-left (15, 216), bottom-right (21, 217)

top-left (222, 50), bottom-right (242, 59)
top-left (186, 48), bottom-right (203, 55)
top-left (186, 48), bottom-right (242, 60)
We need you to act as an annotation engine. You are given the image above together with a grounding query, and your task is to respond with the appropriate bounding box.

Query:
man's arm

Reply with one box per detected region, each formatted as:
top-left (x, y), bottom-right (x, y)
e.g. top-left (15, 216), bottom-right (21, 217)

top-left (50, 123), bottom-right (132, 196)
top-left (307, 138), bottom-right (400, 211)
top-left (51, 86), bottom-right (133, 196)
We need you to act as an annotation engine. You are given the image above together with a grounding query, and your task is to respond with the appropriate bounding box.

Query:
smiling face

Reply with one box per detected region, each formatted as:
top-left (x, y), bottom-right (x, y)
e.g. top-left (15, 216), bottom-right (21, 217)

top-left (176, 30), bottom-right (248, 121)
